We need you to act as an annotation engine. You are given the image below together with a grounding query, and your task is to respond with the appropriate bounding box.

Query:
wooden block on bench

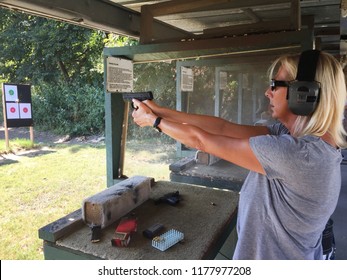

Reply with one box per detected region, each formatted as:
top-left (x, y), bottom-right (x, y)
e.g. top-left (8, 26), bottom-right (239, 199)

top-left (38, 209), bottom-right (84, 242)
top-left (82, 176), bottom-right (153, 229)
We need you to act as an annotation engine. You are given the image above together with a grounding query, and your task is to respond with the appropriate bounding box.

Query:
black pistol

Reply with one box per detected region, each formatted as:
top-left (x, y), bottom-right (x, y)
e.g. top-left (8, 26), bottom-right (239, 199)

top-left (122, 91), bottom-right (153, 109)
top-left (154, 191), bottom-right (180, 206)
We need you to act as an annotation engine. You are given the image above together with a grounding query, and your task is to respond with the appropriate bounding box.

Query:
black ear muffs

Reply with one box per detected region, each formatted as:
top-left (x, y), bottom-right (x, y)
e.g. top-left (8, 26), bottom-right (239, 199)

top-left (287, 50), bottom-right (321, 116)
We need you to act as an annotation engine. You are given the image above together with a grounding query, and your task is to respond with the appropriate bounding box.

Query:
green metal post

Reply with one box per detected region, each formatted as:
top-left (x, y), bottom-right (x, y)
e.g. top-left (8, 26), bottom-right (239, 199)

top-left (104, 56), bottom-right (127, 187)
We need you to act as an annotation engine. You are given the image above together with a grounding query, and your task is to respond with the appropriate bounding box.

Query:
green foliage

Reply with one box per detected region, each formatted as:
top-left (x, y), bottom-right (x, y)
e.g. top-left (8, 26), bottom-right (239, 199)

top-left (187, 66), bottom-right (216, 116)
top-left (0, 8), bottom-right (108, 135)
top-left (104, 34), bottom-right (138, 47)
top-left (0, 8), bottom-right (179, 140)
top-left (32, 82), bottom-right (105, 136)
top-left (0, 9), bottom-right (105, 85)
top-left (125, 62), bottom-right (177, 141)
top-left (134, 62), bottom-right (176, 106)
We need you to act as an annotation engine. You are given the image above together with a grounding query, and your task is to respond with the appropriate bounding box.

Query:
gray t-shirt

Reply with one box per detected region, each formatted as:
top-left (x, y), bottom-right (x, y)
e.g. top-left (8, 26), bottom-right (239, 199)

top-left (233, 122), bottom-right (342, 259)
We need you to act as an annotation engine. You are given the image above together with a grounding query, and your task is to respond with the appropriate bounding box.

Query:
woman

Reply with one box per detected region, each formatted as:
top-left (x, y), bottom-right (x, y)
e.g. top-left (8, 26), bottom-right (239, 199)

top-left (132, 50), bottom-right (347, 259)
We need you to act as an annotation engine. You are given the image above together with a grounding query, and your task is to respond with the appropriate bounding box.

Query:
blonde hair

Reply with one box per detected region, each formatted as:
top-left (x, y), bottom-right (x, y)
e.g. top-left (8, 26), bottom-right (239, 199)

top-left (268, 51), bottom-right (347, 148)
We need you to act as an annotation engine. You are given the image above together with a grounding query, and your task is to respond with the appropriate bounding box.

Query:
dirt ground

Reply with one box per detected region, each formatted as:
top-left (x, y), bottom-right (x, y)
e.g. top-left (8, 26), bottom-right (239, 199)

top-left (0, 125), bottom-right (105, 164)
top-left (0, 125), bottom-right (105, 146)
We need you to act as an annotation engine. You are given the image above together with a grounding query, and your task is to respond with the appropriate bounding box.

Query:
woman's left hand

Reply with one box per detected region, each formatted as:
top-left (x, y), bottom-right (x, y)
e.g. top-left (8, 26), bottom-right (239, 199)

top-left (132, 99), bottom-right (157, 127)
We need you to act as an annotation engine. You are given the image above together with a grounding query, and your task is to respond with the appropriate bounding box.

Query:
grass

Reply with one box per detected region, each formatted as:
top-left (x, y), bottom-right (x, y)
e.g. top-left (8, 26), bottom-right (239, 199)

top-left (0, 138), bottom-right (36, 154)
top-left (0, 138), bottom-right (177, 260)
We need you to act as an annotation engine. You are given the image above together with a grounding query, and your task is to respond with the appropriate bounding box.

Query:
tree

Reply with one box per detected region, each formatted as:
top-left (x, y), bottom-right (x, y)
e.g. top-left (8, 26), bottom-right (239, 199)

top-left (0, 8), bottom-right (105, 85)
top-left (0, 8), bottom-right (177, 138)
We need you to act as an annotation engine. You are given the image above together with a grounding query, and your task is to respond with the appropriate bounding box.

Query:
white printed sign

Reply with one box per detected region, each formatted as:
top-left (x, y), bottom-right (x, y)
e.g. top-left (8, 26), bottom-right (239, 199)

top-left (106, 57), bottom-right (133, 92)
top-left (181, 67), bottom-right (194, 92)
top-left (220, 71), bottom-right (227, 90)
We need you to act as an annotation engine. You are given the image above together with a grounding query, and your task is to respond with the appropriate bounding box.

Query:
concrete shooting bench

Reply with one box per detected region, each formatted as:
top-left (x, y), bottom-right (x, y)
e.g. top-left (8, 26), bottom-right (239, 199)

top-left (38, 177), bottom-right (239, 260)
top-left (169, 154), bottom-right (249, 192)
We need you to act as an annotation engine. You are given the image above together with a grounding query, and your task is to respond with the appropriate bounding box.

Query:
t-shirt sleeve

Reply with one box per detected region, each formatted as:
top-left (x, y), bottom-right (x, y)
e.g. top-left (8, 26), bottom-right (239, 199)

top-left (267, 122), bottom-right (289, 136)
top-left (249, 133), bottom-right (309, 180)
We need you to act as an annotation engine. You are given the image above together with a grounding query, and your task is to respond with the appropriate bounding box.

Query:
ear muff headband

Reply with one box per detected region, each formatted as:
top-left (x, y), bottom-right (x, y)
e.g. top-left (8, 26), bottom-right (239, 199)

top-left (296, 50), bottom-right (320, 81)
top-left (287, 50), bottom-right (321, 116)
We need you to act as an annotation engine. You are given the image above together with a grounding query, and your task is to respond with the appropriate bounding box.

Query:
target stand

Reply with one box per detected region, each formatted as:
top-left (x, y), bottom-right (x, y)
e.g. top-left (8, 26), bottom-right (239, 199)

top-left (1, 83), bottom-right (34, 151)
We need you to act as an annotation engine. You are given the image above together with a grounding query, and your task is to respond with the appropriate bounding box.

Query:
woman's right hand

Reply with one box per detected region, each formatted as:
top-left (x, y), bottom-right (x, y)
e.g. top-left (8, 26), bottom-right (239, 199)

top-left (142, 99), bottom-right (161, 114)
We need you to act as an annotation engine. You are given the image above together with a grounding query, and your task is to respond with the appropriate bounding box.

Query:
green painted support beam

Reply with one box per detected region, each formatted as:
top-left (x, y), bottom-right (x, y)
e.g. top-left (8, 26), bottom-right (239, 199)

top-left (103, 29), bottom-right (313, 63)
top-left (104, 90), bottom-right (127, 187)
top-left (103, 54), bottom-right (129, 187)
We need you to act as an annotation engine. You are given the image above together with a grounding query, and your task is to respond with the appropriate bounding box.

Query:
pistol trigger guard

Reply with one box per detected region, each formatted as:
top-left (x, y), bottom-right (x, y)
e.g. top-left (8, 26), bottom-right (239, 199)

top-left (131, 103), bottom-right (139, 110)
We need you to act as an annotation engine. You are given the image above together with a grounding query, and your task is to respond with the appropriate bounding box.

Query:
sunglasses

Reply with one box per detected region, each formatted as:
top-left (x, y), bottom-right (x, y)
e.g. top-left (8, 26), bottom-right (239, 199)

top-left (270, 79), bottom-right (290, 91)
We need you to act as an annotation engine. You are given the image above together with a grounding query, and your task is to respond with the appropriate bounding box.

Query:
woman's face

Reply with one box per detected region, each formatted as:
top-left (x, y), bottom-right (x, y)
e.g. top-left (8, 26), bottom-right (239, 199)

top-left (265, 66), bottom-right (295, 122)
